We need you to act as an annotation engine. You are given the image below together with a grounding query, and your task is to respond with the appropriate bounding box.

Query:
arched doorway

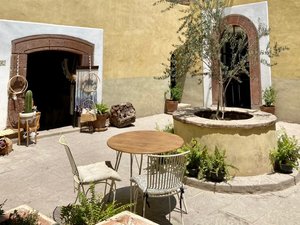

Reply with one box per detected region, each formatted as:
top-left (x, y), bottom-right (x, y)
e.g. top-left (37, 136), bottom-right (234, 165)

top-left (27, 51), bottom-right (80, 130)
top-left (222, 25), bottom-right (251, 108)
top-left (212, 15), bottom-right (261, 109)
top-left (8, 35), bottom-right (94, 129)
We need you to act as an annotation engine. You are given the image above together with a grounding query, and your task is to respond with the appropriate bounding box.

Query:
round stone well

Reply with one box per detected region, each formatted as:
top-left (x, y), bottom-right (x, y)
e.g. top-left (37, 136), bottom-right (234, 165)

top-left (173, 107), bottom-right (277, 176)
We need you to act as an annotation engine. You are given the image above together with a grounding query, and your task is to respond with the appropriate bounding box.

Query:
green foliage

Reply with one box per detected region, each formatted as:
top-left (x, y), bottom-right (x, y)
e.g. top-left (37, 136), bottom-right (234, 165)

top-left (155, 0), bottom-right (288, 120)
top-left (270, 131), bottom-right (300, 171)
top-left (262, 86), bottom-right (276, 106)
top-left (177, 139), bottom-right (206, 177)
top-left (5, 209), bottom-right (39, 225)
top-left (60, 185), bottom-right (131, 225)
top-left (24, 90), bottom-right (33, 113)
top-left (95, 103), bottom-right (109, 115)
top-left (199, 147), bottom-right (237, 182)
top-left (155, 123), bottom-right (174, 134)
top-left (170, 85), bottom-right (182, 101)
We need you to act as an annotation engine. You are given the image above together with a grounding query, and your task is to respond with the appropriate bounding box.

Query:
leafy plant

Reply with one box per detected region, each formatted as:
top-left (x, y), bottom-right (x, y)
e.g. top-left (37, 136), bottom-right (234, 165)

top-left (270, 131), bottom-right (300, 172)
top-left (155, 122), bottom-right (174, 133)
top-left (178, 139), bottom-right (206, 177)
top-left (60, 185), bottom-right (131, 225)
top-left (95, 103), bottom-right (109, 115)
top-left (170, 85), bottom-right (182, 101)
top-left (199, 147), bottom-right (237, 182)
top-left (165, 85), bottom-right (182, 101)
top-left (262, 86), bottom-right (276, 106)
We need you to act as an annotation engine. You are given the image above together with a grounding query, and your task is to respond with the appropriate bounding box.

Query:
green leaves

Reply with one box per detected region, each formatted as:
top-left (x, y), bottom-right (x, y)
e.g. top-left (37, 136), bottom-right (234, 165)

top-left (60, 185), bottom-right (131, 225)
top-left (270, 131), bottom-right (300, 171)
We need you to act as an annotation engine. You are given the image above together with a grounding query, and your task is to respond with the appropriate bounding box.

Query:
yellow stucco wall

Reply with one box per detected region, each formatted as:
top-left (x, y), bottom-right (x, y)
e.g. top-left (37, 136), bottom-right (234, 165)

top-left (0, 0), bottom-right (299, 121)
top-left (0, 0), bottom-right (183, 79)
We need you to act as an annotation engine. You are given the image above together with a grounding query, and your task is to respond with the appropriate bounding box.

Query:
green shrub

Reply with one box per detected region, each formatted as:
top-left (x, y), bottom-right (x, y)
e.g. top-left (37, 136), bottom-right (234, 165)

top-left (60, 185), bottom-right (131, 225)
top-left (270, 131), bottom-right (300, 172)
top-left (262, 86), bottom-right (276, 106)
top-left (199, 147), bottom-right (237, 182)
top-left (95, 103), bottom-right (109, 115)
top-left (178, 139), bottom-right (206, 177)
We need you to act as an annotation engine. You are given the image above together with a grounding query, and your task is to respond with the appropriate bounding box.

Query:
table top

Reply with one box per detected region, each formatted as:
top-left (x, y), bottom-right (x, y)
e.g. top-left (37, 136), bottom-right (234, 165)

top-left (107, 130), bottom-right (184, 154)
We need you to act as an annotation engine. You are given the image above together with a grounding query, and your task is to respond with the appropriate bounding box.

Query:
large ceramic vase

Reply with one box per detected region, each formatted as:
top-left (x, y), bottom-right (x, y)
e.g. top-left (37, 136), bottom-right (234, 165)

top-left (165, 99), bottom-right (178, 114)
top-left (93, 113), bottom-right (109, 131)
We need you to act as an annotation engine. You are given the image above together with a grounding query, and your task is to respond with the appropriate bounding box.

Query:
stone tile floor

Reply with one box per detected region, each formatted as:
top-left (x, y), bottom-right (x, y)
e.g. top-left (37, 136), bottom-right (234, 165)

top-left (1, 114), bottom-right (300, 225)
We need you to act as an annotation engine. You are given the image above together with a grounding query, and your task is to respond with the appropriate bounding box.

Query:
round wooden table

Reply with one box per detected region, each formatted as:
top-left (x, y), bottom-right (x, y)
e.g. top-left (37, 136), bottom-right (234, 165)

top-left (107, 130), bottom-right (184, 172)
top-left (107, 130), bottom-right (184, 207)
top-left (107, 130), bottom-right (184, 155)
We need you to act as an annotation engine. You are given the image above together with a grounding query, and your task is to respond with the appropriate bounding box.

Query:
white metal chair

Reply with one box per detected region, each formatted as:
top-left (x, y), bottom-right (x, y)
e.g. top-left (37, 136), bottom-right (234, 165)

top-left (59, 135), bottom-right (121, 202)
top-left (131, 151), bottom-right (189, 224)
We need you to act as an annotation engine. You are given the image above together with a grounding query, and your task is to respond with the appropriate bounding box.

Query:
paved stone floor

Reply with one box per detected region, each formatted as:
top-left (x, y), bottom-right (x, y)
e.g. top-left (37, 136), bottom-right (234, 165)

top-left (1, 114), bottom-right (300, 225)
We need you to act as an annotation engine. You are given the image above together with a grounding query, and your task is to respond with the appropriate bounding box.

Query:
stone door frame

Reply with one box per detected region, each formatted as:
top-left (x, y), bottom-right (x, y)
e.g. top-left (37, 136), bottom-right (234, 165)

top-left (7, 34), bottom-right (94, 128)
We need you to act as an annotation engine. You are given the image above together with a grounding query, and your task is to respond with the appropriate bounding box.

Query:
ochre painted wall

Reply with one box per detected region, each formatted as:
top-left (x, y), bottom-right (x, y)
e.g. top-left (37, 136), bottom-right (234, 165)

top-left (0, 0), bottom-right (183, 79)
top-left (0, 0), bottom-right (299, 121)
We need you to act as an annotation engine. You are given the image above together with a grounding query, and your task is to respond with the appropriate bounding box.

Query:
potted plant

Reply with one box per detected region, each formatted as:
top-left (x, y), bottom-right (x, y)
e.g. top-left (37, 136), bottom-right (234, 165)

top-left (180, 139), bottom-right (205, 178)
top-left (270, 131), bottom-right (300, 174)
top-left (93, 103), bottom-right (110, 131)
top-left (165, 85), bottom-right (182, 114)
top-left (60, 185), bottom-right (131, 225)
top-left (199, 147), bottom-right (238, 182)
top-left (260, 86), bottom-right (276, 114)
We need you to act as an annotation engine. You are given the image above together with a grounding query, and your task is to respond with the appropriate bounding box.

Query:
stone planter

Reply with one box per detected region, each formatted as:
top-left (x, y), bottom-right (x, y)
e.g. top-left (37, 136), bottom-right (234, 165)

top-left (173, 107), bottom-right (277, 176)
top-left (0, 205), bottom-right (58, 225)
top-left (96, 211), bottom-right (158, 225)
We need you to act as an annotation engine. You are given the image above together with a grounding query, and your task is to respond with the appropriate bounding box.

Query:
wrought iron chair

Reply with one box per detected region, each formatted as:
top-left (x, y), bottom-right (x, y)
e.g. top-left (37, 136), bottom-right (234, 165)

top-left (59, 135), bottom-right (121, 202)
top-left (131, 151), bottom-right (189, 224)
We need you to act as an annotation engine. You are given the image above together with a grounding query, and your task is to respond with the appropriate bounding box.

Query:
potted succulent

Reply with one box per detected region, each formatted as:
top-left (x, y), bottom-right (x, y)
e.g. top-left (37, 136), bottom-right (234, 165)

top-left (270, 131), bottom-right (300, 174)
top-left (164, 85), bottom-right (182, 114)
top-left (199, 147), bottom-right (238, 182)
top-left (93, 103), bottom-right (110, 131)
top-left (260, 86), bottom-right (276, 114)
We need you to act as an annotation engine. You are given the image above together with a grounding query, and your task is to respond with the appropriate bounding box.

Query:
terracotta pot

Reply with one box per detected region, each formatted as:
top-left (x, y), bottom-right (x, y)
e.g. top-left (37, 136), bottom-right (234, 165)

top-left (93, 113), bottom-right (109, 131)
top-left (165, 99), bottom-right (178, 114)
top-left (260, 105), bottom-right (275, 115)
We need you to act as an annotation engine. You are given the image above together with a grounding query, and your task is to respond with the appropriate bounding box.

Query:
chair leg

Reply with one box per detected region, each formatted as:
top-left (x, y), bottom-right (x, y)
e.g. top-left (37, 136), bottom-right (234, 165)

top-left (168, 196), bottom-right (171, 222)
top-left (142, 194), bottom-right (147, 217)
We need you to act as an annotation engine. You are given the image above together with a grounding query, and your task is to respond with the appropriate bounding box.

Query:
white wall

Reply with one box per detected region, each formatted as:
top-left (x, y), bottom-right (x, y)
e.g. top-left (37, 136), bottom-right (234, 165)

top-left (203, 1), bottom-right (271, 107)
top-left (0, 20), bottom-right (103, 129)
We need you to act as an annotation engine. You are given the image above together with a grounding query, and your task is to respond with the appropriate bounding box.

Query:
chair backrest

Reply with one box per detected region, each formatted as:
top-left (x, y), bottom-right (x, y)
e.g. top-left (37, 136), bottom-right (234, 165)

top-left (146, 151), bottom-right (189, 191)
top-left (58, 135), bottom-right (79, 177)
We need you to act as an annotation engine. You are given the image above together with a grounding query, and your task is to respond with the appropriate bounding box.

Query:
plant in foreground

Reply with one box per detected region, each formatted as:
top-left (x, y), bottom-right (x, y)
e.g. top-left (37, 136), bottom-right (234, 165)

top-left (60, 185), bottom-right (131, 225)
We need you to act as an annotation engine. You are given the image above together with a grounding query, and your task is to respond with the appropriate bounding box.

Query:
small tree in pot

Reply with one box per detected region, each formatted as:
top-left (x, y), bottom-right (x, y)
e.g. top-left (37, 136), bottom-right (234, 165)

top-left (165, 85), bottom-right (182, 114)
top-left (93, 103), bottom-right (110, 131)
top-left (260, 86), bottom-right (276, 114)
